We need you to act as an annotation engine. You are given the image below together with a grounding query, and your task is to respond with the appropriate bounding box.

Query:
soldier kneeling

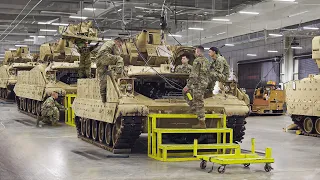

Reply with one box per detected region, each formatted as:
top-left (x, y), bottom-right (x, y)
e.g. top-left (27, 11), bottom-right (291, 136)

top-left (36, 91), bottom-right (65, 127)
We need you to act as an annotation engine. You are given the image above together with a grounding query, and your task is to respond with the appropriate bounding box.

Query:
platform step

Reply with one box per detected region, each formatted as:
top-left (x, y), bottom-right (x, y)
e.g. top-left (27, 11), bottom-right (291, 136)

top-left (159, 143), bottom-right (240, 150)
top-left (154, 128), bottom-right (233, 133)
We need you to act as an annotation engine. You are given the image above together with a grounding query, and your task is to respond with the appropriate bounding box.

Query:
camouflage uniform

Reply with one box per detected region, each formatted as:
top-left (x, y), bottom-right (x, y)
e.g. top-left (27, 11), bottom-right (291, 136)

top-left (217, 55), bottom-right (230, 82)
top-left (208, 58), bottom-right (223, 90)
top-left (175, 64), bottom-right (192, 73)
top-left (184, 55), bottom-right (210, 121)
top-left (96, 40), bottom-right (124, 102)
top-left (77, 41), bottom-right (99, 78)
top-left (38, 96), bottom-right (64, 125)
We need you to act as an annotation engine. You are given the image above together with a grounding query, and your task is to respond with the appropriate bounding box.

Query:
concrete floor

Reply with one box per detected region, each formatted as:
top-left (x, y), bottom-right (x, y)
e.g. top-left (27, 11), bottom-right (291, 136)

top-left (0, 100), bottom-right (320, 180)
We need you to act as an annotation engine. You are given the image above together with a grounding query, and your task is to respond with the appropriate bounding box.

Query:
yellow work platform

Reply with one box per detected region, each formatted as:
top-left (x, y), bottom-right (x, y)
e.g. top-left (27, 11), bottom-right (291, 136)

top-left (194, 138), bottom-right (275, 173)
top-left (148, 113), bottom-right (239, 162)
top-left (64, 94), bottom-right (76, 127)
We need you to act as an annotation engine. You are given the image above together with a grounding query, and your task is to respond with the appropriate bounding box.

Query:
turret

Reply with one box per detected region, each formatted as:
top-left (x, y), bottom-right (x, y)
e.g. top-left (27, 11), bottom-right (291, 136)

top-left (136, 30), bottom-right (148, 52)
top-left (54, 38), bottom-right (66, 53)
top-left (16, 47), bottom-right (22, 57)
top-left (312, 36), bottom-right (320, 70)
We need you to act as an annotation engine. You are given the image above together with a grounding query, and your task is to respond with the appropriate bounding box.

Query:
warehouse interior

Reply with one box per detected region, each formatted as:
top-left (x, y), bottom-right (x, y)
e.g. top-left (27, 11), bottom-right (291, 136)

top-left (0, 0), bottom-right (320, 180)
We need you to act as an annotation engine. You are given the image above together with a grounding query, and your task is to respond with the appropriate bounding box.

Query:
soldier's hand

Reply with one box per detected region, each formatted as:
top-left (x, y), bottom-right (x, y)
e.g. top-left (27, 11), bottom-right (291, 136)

top-left (183, 86), bottom-right (189, 93)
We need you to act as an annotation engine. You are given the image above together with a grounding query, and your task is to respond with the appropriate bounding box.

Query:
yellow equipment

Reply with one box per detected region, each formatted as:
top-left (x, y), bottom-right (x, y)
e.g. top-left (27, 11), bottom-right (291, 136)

top-left (251, 81), bottom-right (285, 115)
top-left (193, 138), bottom-right (274, 173)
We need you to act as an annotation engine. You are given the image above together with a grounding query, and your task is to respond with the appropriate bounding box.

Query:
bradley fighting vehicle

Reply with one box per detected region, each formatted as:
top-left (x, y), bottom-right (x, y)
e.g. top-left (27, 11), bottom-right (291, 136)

top-left (13, 21), bottom-right (99, 119)
top-left (285, 36), bottom-right (320, 136)
top-left (72, 29), bottom-right (250, 153)
top-left (0, 47), bottom-right (37, 101)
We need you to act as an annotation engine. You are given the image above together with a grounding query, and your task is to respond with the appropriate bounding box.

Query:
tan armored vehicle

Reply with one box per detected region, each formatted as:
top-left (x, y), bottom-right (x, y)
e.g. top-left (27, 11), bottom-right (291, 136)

top-left (0, 47), bottom-right (37, 101)
top-left (72, 30), bottom-right (250, 153)
top-left (285, 36), bottom-right (320, 136)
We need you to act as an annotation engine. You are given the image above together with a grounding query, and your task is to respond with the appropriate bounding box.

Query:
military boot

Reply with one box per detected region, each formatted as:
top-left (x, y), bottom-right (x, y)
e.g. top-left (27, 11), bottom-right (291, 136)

top-left (192, 120), bottom-right (206, 129)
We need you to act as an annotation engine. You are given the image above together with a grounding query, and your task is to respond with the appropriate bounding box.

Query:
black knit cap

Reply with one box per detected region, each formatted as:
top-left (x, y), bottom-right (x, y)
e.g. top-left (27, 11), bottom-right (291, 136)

top-left (209, 47), bottom-right (219, 54)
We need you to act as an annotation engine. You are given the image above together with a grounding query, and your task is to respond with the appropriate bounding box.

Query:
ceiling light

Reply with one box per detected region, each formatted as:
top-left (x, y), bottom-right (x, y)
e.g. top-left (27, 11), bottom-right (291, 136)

top-left (204, 48), bottom-right (210, 50)
top-left (117, 9), bottom-right (122, 12)
top-left (84, 8), bottom-right (96, 11)
top-left (225, 43), bottom-right (235, 46)
top-left (30, 36), bottom-right (45, 38)
top-left (168, 34), bottom-right (182, 37)
top-left (239, 11), bottom-right (259, 15)
top-left (15, 45), bottom-right (28, 47)
top-left (51, 23), bottom-right (69, 26)
top-left (288, 11), bottom-right (308, 18)
top-left (303, 26), bottom-right (319, 30)
top-left (212, 18), bottom-right (230, 22)
top-left (38, 22), bottom-right (50, 24)
top-left (217, 32), bottom-right (226, 35)
top-left (247, 54), bottom-right (257, 56)
top-left (269, 33), bottom-right (283, 37)
top-left (40, 11), bottom-right (73, 15)
top-left (69, 16), bottom-right (88, 20)
top-left (0, 54), bottom-right (4, 56)
top-left (291, 46), bottom-right (303, 49)
top-left (274, 0), bottom-right (295, 2)
top-left (9, 48), bottom-right (16, 51)
top-left (188, 27), bottom-right (204, 30)
top-left (268, 50), bottom-right (278, 53)
top-left (24, 39), bottom-right (34, 42)
top-left (40, 29), bottom-right (57, 32)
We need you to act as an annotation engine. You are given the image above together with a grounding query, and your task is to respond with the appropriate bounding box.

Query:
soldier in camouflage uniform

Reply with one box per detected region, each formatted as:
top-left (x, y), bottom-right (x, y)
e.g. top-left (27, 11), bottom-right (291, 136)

top-left (175, 55), bottom-right (192, 73)
top-left (96, 37), bottom-right (124, 103)
top-left (75, 39), bottom-right (99, 78)
top-left (36, 91), bottom-right (65, 127)
top-left (183, 46), bottom-right (210, 129)
top-left (208, 47), bottom-right (230, 83)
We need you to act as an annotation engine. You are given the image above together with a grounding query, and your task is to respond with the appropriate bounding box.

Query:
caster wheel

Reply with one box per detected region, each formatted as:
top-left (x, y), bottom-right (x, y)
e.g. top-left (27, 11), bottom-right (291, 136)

top-left (217, 165), bottom-right (226, 174)
top-left (200, 160), bottom-right (207, 169)
top-left (243, 163), bottom-right (250, 168)
top-left (264, 164), bottom-right (273, 172)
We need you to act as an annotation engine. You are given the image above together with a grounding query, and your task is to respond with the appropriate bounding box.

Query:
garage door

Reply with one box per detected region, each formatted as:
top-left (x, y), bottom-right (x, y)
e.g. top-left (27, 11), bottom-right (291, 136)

top-left (298, 58), bottom-right (319, 79)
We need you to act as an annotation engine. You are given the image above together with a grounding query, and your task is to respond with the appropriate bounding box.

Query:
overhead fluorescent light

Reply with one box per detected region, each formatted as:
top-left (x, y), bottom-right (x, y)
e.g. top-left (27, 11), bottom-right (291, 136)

top-left (41, 11), bottom-right (73, 15)
top-left (9, 48), bottom-right (16, 51)
top-left (168, 34), bottom-right (182, 37)
top-left (269, 33), bottom-right (283, 37)
top-left (188, 27), bottom-right (204, 30)
top-left (38, 22), bottom-right (50, 24)
top-left (303, 26), bottom-right (319, 30)
top-left (212, 18), bottom-right (230, 22)
top-left (268, 50), bottom-right (278, 53)
top-left (24, 39), bottom-right (34, 42)
top-left (225, 43), bottom-right (235, 46)
top-left (69, 16), bottom-right (88, 20)
top-left (40, 29), bottom-right (57, 32)
top-left (274, 0), bottom-right (295, 2)
top-left (30, 35), bottom-right (45, 38)
top-left (239, 11), bottom-right (259, 15)
top-left (247, 54), bottom-right (257, 56)
top-left (15, 45), bottom-right (28, 47)
top-left (217, 32), bottom-right (226, 35)
top-left (117, 9), bottom-right (122, 12)
top-left (204, 48), bottom-right (210, 50)
top-left (51, 23), bottom-right (69, 26)
top-left (291, 46), bottom-right (303, 49)
top-left (288, 11), bottom-right (308, 18)
top-left (84, 8), bottom-right (96, 11)
top-left (0, 54), bottom-right (4, 56)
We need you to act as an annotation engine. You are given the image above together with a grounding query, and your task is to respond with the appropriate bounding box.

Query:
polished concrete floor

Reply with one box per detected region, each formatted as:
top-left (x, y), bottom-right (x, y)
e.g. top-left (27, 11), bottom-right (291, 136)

top-left (0, 100), bottom-right (320, 180)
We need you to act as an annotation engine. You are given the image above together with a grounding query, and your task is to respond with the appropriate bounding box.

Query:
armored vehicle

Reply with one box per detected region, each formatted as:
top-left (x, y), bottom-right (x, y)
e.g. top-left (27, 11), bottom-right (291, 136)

top-left (0, 47), bottom-right (37, 101)
top-left (251, 81), bottom-right (285, 115)
top-left (14, 21), bottom-right (100, 118)
top-left (72, 30), bottom-right (250, 153)
top-left (285, 36), bottom-right (320, 136)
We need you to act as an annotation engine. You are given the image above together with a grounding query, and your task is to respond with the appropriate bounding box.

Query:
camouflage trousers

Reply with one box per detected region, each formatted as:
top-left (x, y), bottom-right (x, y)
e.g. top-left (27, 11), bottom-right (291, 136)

top-left (184, 86), bottom-right (207, 121)
top-left (79, 51), bottom-right (91, 78)
top-left (40, 107), bottom-right (59, 124)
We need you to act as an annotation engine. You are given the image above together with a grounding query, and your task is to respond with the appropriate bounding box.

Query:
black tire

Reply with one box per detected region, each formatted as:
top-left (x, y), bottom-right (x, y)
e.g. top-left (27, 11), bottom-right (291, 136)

top-left (92, 120), bottom-right (98, 141)
top-left (226, 116), bottom-right (246, 143)
top-left (86, 119), bottom-right (92, 138)
top-left (98, 121), bottom-right (105, 143)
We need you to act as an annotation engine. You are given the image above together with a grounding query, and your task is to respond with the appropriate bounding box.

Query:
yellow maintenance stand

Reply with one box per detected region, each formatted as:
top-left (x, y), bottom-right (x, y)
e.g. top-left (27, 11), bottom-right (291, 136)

top-left (64, 94), bottom-right (77, 126)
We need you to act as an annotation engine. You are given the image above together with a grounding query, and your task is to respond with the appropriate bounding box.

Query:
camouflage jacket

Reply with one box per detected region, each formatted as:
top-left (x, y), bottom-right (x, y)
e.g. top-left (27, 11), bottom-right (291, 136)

top-left (96, 41), bottom-right (122, 74)
top-left (175, 64), bottom-right (192, 73)
top-left (217, 55), bottom-right (230, 82)
top-left (41, 96), bottom-right (64, 111)
top-left (187, 55), bottom-right (210, 89)
top-left (209, 57), bottom-right (223, 82)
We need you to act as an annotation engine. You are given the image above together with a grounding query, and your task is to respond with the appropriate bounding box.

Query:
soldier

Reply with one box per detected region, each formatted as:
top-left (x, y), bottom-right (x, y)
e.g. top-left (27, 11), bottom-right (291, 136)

top-left (175, 55), bottom-right (192, 73)
top-left (96, 37), bottom-right (124, 103)
top-left (208, 47), bottom-right (230, 83)
top-left (75, 39), bottom-right (99, 78)
top-left (183, 46), bottom-right (210, 129)
top-left (36, 91), bottom-right (65, 127)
